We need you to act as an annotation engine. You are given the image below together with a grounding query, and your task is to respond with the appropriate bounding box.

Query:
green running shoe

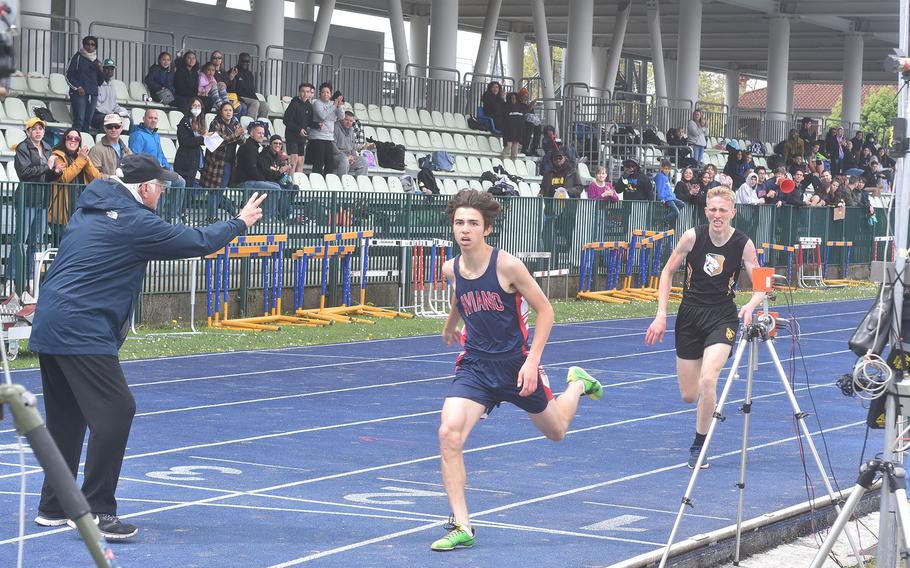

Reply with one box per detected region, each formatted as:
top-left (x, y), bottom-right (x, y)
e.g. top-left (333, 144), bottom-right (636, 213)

top-left (430, 519), bottom-right (475, 551)
top-left (567, 366), bottom-right (603, 400)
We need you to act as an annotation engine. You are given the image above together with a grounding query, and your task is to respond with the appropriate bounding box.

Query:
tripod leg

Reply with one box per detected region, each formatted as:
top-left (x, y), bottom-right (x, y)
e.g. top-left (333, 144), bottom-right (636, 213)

top-left (764, 340), bottom-right (866, 567)
top-left (658, 337), bottom-right (750, 568)
top-left (733, 341), bottom-right (759, 565)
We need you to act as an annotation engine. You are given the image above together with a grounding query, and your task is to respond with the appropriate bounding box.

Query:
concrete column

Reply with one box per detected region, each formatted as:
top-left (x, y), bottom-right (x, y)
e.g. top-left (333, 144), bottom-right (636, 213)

top-left (506, 31), bottom-right (526, 89)
top-left (602, 0), bottom-right (631, 97)
top-left (765, 14), bottom-right (790, 120)
top-left (531, 0), bottom-right (556, 128)
top-left (429, 0), bottom-right (458, 80)
top-left (253, 0), bottom-right (285, 97)
top-left (725, 69), bottom-right (739, 113)
top-left (786, 79), bottom-right (795, 117)
top-left (565, 0), bottom-right (594, 89)
top-left (647, 0), bottom-right (668, 105)
top-left (20, 0), bottom-right (53, 75)
top-left (388, 0), bottom-right (410, 75)
top-left (472, 0), bottom-right (502, 77)
top-left (253, 0), bottom-right (285, 60)
top-left (590, 46), bottom-right (609, 98)
top-left (842, 33), bottom-right (864, 126)
top-left (409, 15), bottom-right (429, 77)
top-left (308, 0), bottom-right (336, 65)
top-left (665, 57), bottom-right (677, 99)
top-left (294, 0), bottom-right (315, 20)
top-left (675, 0), bottom-right (702, 107)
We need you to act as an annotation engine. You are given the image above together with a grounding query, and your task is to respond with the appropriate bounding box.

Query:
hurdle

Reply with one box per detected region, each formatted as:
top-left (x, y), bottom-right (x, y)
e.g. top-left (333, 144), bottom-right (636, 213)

top-left (294, 244), bottom-right (370, 324)
top-left (873, 235), bottom-right (895, 262)
top-left (823, 240), bottom-right (866, 286)
top-left (760, 241), bottom-right (799, 289)
top-left (206, 234), bottom-right (327, 330)
top-left (517, 251), bottom-right (566, 299)
top-left (577, 241), bottom-right (631, 303)
top-left (367, 238), bottom-right (453, 317)
top-left (616, 229), bottom-right (681, 302)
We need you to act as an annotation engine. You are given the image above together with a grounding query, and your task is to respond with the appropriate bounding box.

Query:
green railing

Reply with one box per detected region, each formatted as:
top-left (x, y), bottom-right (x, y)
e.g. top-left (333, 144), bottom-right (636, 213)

top-left (1, 182), bottom-right (894, 301)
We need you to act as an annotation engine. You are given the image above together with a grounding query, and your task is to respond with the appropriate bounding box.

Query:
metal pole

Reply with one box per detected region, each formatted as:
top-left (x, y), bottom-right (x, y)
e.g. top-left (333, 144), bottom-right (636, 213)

top-left (880, 2), bottom-right (910, 564)
top-left (733, 341), bottom-right (757, 564)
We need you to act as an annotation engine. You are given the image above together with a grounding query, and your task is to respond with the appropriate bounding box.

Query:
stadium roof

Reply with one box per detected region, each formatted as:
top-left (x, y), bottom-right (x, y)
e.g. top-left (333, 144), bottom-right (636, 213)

top-left (336, 0), bottom-right (902, 83)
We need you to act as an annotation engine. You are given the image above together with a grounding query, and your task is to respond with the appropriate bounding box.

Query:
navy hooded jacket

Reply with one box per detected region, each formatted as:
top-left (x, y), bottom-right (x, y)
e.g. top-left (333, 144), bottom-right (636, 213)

top-left (29, 178), bottom-right (247, 356)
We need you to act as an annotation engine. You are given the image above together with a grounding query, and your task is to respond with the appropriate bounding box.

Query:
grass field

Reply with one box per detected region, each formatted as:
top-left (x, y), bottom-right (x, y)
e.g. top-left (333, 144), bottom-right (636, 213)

top-left (6, 283), bottom-right (878, 369)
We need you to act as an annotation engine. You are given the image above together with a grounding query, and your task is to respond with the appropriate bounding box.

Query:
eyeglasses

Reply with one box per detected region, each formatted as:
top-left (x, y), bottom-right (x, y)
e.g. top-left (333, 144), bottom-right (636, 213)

top-left (213, 56), bottom-right (223, 60)
top-left (104, 124), bottom-right (122, 130)
top-left (65, 135), bottom-right (81, 142)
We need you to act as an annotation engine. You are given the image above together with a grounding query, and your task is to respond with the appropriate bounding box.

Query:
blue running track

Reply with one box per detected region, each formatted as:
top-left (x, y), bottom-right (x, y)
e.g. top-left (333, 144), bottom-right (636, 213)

top-left (0, 299), bottom-right (880, 567)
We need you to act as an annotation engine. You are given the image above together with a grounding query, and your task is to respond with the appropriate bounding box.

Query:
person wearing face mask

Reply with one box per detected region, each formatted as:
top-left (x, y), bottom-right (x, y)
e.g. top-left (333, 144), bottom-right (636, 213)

top-left (228, 52), bottom-right (270, 119)
top-left (201, 101), bottom-right (246, 222)
top-left (65, 35), bottom-right (105, 133)
top-left (48, 128), bottom-right (100, 242)
top-left (174, 97), bottom-right (211, 211)
top-left (91, 59), bottom-right (130, 132)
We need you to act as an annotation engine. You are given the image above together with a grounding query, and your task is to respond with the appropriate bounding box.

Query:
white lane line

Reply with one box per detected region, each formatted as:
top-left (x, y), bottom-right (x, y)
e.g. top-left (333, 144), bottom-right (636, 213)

top-left (189, 456), bottom-right (314, 473)
top-left (375, 477), bottom-right (511, 495)
top-left (583, 501), bottom-right (732, 521)
top-left (469, 518), bottom-right (664, 546)
top-left (271, 420), bottom-right (864, 565)
top-left (0, 389), bottom-right (856, 548)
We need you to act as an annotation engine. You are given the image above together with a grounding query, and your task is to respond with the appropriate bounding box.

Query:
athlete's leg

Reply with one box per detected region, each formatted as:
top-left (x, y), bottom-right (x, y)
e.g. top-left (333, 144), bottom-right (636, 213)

top-left (694, 343), bottom-right (732, 433)
top-left (529, 380), bottom-right (585, 441)
top-left (676, 356), bottom-right (702, 404)
top-left (438, 397), bottom-right (487, 530)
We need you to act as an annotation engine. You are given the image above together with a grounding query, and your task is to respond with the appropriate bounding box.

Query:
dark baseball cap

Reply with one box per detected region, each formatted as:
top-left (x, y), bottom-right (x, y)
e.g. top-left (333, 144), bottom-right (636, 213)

top-left (119, 153), bottom-right (182, 184)
top-left (103, 58), bottom-right (116, 68)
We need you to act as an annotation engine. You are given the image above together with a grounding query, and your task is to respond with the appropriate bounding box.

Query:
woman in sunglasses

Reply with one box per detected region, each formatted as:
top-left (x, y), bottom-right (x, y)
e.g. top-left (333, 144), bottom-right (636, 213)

top-left (49, 128), bottom-right (100, 242)
top-left (65, 35), bottom-right (105, 132)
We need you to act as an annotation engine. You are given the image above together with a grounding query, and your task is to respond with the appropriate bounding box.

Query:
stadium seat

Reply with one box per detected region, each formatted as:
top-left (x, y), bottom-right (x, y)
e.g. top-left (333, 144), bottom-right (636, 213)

top-left (403, 129), bottom-right (419, 149)
top-left (292, 172), bottom-right (309, 190)
top-left (368, 106), bottom-right (383, 124)
top-left (356, 174), bottom-right (373, 192)
top-left (453, 133), bottom-right (468, 151)
top-left (429, 131), bottom-right (444, 150)
top-left (443, 112), bottom-right (458, 130)
top-left (341, 174), bottom-right (359, 192)
top-left (111, 79), bottom-right (131, 104)
top-left (416, 130), bottom-right (432, 150)
top-left (26, 75), bottom-right (51, 99)
top-left (441, 132), bottom-right (456, 152)
top-left (160, 137), bottom-right (177, 163)
top-left (454, 155), bottom-right (469, 174)
top-left (8, 74), bottom-right (27, 96)
top-left (6, 160), bottom-right (18, 182)
top-left (404, 152), bottom-right (419, 170)
top-left (453, 113), bottom-right (470, 130)
top-left (431, 111), bottom-right (446, 128)
top-left (4, 98), bottom-right (31, 125)
top-left (488, 137), bottom-right (503, 154)
top-left (5, 127), bottom-right (25, 150)
top-left (393, 106), bottom-right (408, 125)
top-left (25, 99), bottom-right (65, 129)
top-left (476, 136), bottom-right (491, 153)
top-left (502, 158), bottom-right (517, 175)
top-left (239, 115), bottom-right (254, 129)
top-left (362, 124), bottom-right (376, 140)
top-left (390, 128), bottom-right (406, 147)
top-left (513, 159), bottom-right (527, 177)
top-left (467, 156), bottom-right (482, 175)
top-left (518, 181), bottom-right (533, 197)
top-left (48, 101), bottom-right (74, 126)
top-left (129, 81), bottom-right (152, 105)
top-left (380, 105), bottom-right (396, 125)
top-left (325, 173), bottom-right (343, 191)
top-left (156, 111), bottom-right (175, 135)
top-left (578, 162), bottom-right (592, 184)
top-left (353, 102), bottom-right (367, 114)
top-left (49, 74), bottom-right (70, 98)
top-left (80, 132), bottom-right (95, 149)
top-left (0, 162), bottom-right (7, 181)
top-left (0, 131), bottom-right (11, 157)
top-left (130, 107), bottom-right (146, 129)
top-left (406, 107), bottom-right (422, 127)
top-left (272, 118), bottom-right (286, 138)
top-left (418, 109), bottom-right (434, 127)
top-left (441, 178), bottom-right (458, 195)
top-left (372, 175), bottom-right (389, 192)
top-left (529, 182), bottom-right (541, 195)
top-left (387, 176), bottom-right (404, 193)
top-left (469, 180), bottom-right (483, 191)
top-left (479, 157), bottom-right (493, 173)
top-left (266, 94), bottom-right (284, 118)
top-left (465, 134), bottom-right (480, 153)
top-left (205, 113), bottom-right (216, 127)
top-left (455, 178), bottom-right (470, 191)
top-left (375, 127), bottom-right (391, 143)
top-left (308, 172), bottom-right (327, 190)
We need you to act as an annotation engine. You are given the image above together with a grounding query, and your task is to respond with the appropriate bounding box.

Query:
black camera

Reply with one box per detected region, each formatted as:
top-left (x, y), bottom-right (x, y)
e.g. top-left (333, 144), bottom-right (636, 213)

top-left (331, 90), bottom-right (343, 101)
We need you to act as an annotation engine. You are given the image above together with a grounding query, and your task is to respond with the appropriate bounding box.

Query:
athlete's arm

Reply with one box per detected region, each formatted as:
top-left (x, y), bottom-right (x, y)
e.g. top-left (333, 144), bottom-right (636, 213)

top-left (441, 259), bottom-right (462, 346)
top-left (645, 228), bottom-right (695, 345)
top-left (501, 252), bottom-right (554, 397)
top-left (738, 239), bottom-right (765, 326)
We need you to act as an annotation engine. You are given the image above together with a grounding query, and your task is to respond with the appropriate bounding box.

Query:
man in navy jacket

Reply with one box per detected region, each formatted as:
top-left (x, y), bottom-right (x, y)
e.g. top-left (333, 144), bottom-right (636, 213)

top-left (29, 153), bottom-right (267, 541)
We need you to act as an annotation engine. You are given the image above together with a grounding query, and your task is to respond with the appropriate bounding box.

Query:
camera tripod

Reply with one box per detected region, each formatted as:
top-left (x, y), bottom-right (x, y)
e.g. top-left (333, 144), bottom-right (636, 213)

top-left (658, 288), bottom-right (865, 567)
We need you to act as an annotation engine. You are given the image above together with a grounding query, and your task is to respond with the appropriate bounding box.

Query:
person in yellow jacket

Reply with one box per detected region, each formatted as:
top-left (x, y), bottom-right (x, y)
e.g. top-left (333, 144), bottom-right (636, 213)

top-left (48, 128), bottom-right (101, 242)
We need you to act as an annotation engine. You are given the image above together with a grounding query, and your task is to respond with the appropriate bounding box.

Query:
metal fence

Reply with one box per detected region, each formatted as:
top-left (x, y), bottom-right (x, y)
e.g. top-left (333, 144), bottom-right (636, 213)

top-left (261, 46), bottom-right (335, 104)
top-left (1, 183), bottom-right (892, 305)
top-left (16, 12), bottom-right (82, 77)
top-left (89, 22), bottom-right (176, 87)
top-left (335, 55), bottom-right (397, 109)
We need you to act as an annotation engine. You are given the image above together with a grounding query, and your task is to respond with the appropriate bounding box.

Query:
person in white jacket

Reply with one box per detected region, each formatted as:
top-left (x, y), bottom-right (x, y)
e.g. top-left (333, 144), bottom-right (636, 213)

top-left (735, 171), bottom-right (763, 205)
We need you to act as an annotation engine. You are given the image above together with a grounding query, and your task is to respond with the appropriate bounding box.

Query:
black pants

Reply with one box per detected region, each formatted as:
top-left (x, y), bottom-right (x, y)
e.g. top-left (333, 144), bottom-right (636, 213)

top-left (306, 139), bottom-right (336, 176)
top-left (38, 354), bottom-right (136, 516)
